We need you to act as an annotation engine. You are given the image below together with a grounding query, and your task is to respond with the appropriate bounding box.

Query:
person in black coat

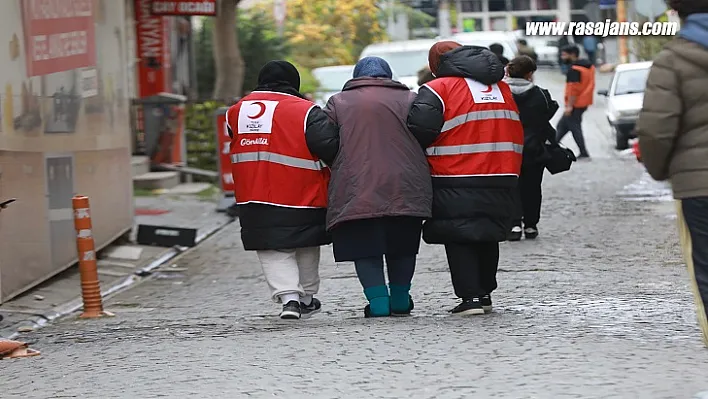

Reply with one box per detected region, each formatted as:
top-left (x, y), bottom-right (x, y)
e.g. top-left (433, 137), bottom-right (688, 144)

top-left (489, 43), bottom-right (510, 66)
top-left (503, 55), bottom-right (560, 241)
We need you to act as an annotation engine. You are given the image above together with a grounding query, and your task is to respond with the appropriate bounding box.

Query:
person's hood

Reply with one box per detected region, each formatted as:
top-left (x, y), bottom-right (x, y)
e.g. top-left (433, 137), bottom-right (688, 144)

top-left (342, 77), bottom-right (411, 91)
top-left (679, 14), bottom-right (708, 49)
top-left (434, 46), bottom-right (505, 85)
top-left (504, 77), bottom-right (535, 95)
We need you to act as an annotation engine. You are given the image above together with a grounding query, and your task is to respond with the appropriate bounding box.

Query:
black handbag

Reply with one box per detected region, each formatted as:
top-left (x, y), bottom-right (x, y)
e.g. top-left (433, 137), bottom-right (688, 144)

top-left (545, 144), bottom-right (576, 174)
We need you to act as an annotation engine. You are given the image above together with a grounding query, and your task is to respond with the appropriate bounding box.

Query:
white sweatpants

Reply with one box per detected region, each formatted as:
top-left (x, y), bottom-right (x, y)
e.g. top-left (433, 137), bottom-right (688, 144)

top-left (256, 246), bottom-right (321, 303)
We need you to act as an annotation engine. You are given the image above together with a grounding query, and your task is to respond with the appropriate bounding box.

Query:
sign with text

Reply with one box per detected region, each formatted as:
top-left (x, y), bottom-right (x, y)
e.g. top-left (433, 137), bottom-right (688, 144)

top-left (215, 108), bottom-right (235, 194)
top-left (151, 0), bottom-right (217, 16)
top-left (20, 0), bottom-right (97, 77)
top-left (135, 0), bottom-right (171, 97)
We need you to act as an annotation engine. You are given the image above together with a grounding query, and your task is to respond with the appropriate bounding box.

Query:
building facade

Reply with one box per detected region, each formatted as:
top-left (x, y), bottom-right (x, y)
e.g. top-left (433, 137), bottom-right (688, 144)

top-left (455, 0), bottom-right (598, 32)
top-left (0, 0), bottom-right (135, 302)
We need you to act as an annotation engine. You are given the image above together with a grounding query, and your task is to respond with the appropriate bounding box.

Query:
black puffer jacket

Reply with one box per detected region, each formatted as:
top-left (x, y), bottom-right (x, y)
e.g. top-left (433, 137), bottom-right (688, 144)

top-left (504, 77), bottom-right (559, 166)
top-left (407, 45), bottom-right (517, 243)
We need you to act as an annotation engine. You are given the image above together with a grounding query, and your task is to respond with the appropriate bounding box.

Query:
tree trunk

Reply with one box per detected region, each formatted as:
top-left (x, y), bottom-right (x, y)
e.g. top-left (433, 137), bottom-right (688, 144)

top-left (212, 0), bottom-right (245, 102)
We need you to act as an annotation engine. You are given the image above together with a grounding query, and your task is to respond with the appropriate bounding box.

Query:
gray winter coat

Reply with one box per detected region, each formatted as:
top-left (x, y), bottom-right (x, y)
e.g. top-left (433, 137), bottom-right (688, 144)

top-left (305, 77), bottom-right (433, 230)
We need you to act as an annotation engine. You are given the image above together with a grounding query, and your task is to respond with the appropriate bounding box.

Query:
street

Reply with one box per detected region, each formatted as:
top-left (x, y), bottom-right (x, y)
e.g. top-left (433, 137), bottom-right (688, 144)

top-left (3, 70), bottom-right (708, 399)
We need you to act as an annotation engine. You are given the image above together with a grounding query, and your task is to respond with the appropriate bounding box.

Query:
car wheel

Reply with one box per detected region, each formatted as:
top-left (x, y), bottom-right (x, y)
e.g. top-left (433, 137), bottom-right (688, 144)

top-left (614, 125), bottom-right (629, 150)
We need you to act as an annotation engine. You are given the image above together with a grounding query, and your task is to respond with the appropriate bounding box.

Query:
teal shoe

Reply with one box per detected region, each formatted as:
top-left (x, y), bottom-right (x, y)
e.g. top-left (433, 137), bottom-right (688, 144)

top-left (390, 284), bottom-right (414, 316)
top-left (363, 286), bottom-right (390, 317)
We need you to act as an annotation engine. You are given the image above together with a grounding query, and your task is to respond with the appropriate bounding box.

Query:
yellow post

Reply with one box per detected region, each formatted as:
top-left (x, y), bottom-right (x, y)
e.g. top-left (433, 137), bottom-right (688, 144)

top-left (617, 0), bottom-right (629, 63)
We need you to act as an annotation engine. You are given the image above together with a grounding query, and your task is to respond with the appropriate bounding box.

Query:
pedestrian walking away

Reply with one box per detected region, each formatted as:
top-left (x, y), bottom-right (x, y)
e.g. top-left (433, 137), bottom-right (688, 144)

top-left (516, 39), bottom-right (538, 63)
top-left (306, 56), bottom-right (432, 318)
top-left (504, 55), bottom-right (560, 241)
top-left (407, 41), bottom-right (524, 316)
top-left (489, 43), bottom-right (509, 66)
top-left (582, 35), bottom-right (599, 66)
top-left (556, 44), bottom-right (595, 159)
top-left (226, 60), bottom-right (331, 320)
top-left (634, 0), bottom-right (708, 347)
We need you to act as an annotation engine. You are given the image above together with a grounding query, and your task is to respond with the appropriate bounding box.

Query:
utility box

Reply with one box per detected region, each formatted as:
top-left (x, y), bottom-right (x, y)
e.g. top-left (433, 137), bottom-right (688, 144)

top-left (131, 92), bottom-right (188, 166)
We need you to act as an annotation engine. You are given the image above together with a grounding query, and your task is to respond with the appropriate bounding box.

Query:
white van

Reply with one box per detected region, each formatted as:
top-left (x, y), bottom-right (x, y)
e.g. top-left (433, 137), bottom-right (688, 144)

top-left (358, 39), bottom-right (437, 92)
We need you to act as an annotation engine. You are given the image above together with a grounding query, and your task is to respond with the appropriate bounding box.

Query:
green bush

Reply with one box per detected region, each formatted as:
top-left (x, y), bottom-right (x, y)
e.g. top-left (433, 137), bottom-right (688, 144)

top-left (185, 101), bottom-right (224, 174)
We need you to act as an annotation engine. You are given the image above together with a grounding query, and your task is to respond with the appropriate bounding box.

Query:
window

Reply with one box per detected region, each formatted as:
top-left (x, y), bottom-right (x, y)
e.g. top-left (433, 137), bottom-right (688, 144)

top-left (490, 16), bottom-right (509, 30)
top-left (536, 0), bottom-right (558, 10)
top-left (459, 0), bottom-right (483, 12)
top-left (488, 0), bottom-right (506, 12)
top-left (571, 0), bottom-right (589, 10)
top-left (510, 0), bottom-right (531, 10)
top-left (312, 68), bottom-right (354, 92)
top-left (612, 68), bottom-right (651, 96)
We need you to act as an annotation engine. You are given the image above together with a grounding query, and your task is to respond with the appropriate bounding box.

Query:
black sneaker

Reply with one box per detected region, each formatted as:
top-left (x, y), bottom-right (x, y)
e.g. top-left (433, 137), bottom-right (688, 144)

top-left (509, 226), bottom-right (522, 241)
top-left (450, 298), bottom-right (485, 315)
top-left (524, 226), bottom-right (539, 239)
top-left (300, 297), bottom-right (321, 318)
top-left (481, 294), bottom-right (493, 313)
top-left (280, 300), bottom-right (301, 319)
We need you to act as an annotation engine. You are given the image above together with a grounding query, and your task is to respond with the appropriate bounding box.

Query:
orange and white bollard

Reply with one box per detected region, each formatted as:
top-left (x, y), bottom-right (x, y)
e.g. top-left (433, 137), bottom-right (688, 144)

top-left (72, 195), bottom-right (113, 319)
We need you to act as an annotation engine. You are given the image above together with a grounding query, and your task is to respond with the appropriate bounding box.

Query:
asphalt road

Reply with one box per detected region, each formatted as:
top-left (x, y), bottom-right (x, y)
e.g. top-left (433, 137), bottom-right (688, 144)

top-left (3, 70), bottom-right (707, 399)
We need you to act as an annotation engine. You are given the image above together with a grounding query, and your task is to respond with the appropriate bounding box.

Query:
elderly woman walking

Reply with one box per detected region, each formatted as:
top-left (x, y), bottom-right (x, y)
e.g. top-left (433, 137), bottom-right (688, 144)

top-left (305, 57), bottom-right (433, 317)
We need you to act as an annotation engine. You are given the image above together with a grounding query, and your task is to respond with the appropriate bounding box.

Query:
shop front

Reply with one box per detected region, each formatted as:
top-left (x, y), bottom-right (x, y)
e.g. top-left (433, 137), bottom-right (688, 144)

top-left (0, 0), bottom-right (134, 302)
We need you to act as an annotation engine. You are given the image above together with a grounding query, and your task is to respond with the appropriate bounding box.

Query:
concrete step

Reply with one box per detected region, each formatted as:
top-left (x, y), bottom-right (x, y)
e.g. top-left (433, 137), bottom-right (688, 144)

top-left (133, 171), bottom-right (180, 190)
top-left (131, 156), bottom-right (150, 177)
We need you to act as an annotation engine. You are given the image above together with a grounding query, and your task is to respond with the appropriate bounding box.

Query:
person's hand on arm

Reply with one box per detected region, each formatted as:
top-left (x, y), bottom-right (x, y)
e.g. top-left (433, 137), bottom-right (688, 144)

top-left (407, 85), bottom-right (445, 149)
top-left (305, 101), bottom-right (340, 167)
top-left (634, 54), bottom-right (681, 181)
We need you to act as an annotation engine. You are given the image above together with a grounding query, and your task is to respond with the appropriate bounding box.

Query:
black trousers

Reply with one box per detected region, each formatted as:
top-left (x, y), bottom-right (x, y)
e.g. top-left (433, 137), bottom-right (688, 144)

top-left (444, 242), bottom-right (500, 299)
top-left (513, 164), bottom-right (544, 227)
top-left (556, 107), bottom-right (589, 157)
top-left (677, 197), bottom-right (708, 346)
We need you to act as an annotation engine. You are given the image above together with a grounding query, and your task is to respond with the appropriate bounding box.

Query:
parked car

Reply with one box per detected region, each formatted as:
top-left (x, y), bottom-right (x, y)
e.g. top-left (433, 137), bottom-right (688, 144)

top-left (597, 61), bottom-right (652, 150)
top-left (451, 31), bottom-right (518, 60)
top-left (359, 39), bottom-right (436, 92)
top-left (311, 65), bottom-right (355, 107)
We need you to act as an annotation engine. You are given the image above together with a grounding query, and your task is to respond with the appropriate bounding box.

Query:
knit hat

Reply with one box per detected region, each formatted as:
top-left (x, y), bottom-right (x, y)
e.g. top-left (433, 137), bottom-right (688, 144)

top-left (353, 56), bottom-right (393, 79)
top-left (428, 41), bottom-right (461, 75)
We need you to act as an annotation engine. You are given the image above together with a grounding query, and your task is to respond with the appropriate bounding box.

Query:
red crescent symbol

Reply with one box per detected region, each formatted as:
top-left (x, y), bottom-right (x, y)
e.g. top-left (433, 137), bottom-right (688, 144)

top-left (248, 102), bottom-right (267, 119)
top-left (481, 85), bottom-right (493, 93)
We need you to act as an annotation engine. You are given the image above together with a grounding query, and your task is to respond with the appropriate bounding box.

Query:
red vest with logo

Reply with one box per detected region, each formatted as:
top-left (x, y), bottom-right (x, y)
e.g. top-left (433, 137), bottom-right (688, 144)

top-left (423, 77), bottom-right (524, 178)
top-left (226, 91), bottom-right (329, 208)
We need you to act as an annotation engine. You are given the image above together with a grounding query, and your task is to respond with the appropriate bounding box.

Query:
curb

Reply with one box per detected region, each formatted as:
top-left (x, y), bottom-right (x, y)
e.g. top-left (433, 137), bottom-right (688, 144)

top-left (0, 217), bottom-right (234, 340)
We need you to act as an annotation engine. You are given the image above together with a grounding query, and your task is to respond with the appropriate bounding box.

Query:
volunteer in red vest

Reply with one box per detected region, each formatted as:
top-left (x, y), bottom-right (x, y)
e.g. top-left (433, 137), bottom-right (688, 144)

top-left (226, 60), bottom-right (332, 320)
top-left (407, 41), bottom-right (524, 315)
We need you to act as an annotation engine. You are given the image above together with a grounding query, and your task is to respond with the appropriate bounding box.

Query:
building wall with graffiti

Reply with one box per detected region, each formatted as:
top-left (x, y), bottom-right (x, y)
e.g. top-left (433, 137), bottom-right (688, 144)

top-left (0, 0), bottom-right (133, 302)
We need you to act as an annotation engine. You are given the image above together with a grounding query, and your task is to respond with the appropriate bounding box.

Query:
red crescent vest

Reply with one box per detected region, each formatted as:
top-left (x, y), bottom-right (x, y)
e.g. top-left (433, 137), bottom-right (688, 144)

top-left (226, 91), bottom-right (329, 208)
top-left (423, 77), bottom-right (524, 178)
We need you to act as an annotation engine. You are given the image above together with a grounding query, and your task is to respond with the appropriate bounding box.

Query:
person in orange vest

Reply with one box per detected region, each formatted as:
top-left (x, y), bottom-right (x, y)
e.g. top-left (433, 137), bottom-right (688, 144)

top-left (407, 41), bottom-right (524, 315)
top-left (226, 60), bottom-right (332, 320)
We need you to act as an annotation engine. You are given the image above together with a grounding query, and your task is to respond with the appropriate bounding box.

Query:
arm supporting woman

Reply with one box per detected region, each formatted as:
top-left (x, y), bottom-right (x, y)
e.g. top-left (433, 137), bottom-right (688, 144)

top-left (305, 105), bottom-right (340, 166)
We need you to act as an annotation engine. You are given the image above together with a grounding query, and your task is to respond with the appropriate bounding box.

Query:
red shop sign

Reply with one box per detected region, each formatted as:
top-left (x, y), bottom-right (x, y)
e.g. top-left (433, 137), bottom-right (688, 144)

top-left (215, 108), bottom-right (235, 194)
top-left (151, 0), bottom-right (217, 16)
top-left (135, 0), bottom-right (171, 98)
top-left (20, 0), bottom-right (97, 77)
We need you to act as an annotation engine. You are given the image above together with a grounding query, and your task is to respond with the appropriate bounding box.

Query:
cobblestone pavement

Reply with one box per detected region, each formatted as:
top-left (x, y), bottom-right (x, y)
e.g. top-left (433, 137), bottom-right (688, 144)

top-left (3, 71), bottom-right (708, 399)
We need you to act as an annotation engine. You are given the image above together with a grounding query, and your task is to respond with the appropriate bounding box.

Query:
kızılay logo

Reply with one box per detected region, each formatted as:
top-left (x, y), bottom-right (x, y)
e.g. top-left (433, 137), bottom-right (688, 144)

top-left (246, 101), bottom-right (266, 131)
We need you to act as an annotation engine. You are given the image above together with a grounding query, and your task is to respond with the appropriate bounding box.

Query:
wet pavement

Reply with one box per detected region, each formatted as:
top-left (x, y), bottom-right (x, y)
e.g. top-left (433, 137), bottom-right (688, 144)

top-left (3, 70), bottom-right (708, 398)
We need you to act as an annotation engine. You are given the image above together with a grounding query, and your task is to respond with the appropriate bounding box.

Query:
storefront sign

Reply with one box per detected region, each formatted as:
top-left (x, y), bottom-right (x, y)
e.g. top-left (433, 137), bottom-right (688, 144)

top-left (135, 0), bottom-right (171, 97)
top-left (20, 0), bottom-right (97, 77)
top-left (215, 108), bottom-right (235, 194)
top-left (151, 0), bottom-right (217, 16)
